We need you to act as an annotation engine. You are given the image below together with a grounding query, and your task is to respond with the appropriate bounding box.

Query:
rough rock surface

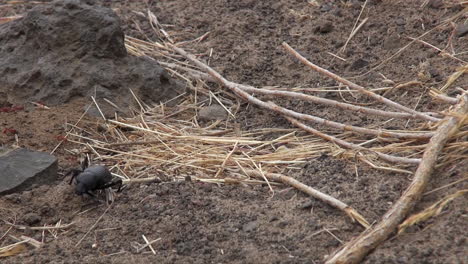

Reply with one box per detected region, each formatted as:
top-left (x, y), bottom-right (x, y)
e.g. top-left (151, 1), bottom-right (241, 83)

top-left (198, 105), bottom-right (228, 121)
top-left (0, 0), bottom-right (180, 113)
top-left (0, 147), bottom-right (58, 195)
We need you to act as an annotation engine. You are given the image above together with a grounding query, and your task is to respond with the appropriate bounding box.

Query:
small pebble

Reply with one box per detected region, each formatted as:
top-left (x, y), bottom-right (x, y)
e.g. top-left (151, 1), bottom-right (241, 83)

top-left (23, 212), bottom-right (41, 225)
top-left (316, 21), bottom-right (334, 34)
top-left (198, 105), bottom-right (228, 121)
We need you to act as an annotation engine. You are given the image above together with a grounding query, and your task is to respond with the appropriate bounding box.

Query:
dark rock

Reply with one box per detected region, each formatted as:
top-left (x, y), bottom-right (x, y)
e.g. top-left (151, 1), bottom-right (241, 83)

top-left (242, 221), bottom-right (258, 232)
top-left (349, 58), bottom-right (369, 71)
top-left (395, 18), bottom-right (406, 26)
top-left (0, 147), bottom-right (58, 195)
top-left (277, 221), bottom-right (288, 228)
top-left (23, 212), bottom-right (42, 225)
top-left (0, 0), bottom-right (181, 115)
top-left (383, 34), bottom-right (401, 50)
top-left (455, 22), bottom-right (468, 38)
top-left (427, 0), bottom-right (443, 9)
top-left (320, 4), bottom-right (333, 12)
top-left (298, 199), bottom-right (314, 210)
top-left (198, 105), bottom-right (228, 121)
top-left (315, 21), bottom-right (334, 34)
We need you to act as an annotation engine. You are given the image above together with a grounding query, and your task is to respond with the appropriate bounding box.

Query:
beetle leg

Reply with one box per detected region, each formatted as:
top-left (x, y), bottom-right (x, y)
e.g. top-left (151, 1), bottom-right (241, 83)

top-left (67, 169), bottom-right (82, 185)
top-left (99, 179), bottom-right (123, 192)
top-left (85, 191), bottom-right (96, 198)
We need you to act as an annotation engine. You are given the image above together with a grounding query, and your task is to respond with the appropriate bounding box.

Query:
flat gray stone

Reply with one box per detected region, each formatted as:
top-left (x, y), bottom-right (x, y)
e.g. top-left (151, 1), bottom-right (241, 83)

top-left (0, 147), bottom-right (58, 195)
top-left (198, 105), bottom-right (228, 121)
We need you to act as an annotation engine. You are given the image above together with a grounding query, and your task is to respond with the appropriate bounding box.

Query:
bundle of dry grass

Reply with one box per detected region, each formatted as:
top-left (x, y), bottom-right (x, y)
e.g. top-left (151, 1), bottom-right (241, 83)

top-left (66, 8), bottom-right (466, 264)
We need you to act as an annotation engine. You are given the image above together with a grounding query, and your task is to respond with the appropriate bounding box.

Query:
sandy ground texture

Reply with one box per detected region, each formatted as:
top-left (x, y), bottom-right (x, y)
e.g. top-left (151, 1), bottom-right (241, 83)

top-left (1, 0), bottom-right (467, 263)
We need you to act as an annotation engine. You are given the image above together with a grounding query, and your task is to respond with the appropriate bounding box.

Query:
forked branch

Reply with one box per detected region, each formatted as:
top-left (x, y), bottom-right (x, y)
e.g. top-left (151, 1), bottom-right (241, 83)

top-left (245, 169), bottom-right (370, 229)
top-left (282, 42), bottom-right (441, 123)
top-left (325, 95), bottom-right (467, 264)
top-left (169, 44), bottom-right (430, 164)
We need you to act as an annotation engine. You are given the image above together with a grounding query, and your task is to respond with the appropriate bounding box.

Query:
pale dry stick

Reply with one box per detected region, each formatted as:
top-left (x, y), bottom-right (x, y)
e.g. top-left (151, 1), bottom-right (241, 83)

top-left (214, 141), bottom-right (238, 178)
top-left (175, 64), bottom-right (431, 121)
top-left (75, 205), bottom-right (112, 247)
top-left (90, 144), bottom-right (215, 172)
top-left (209, 90), bottom-right (235, 118)
top-left (0, 225), bottom-right (13, 243)
top-left (247, 131), bottom-right (296, 154)
top-left (103, 98), bottom-right (123, 112)
top-left (8, 235), bottom-right (43, 249)
top-left (430, 91), bottom-right (459, 104)
top-left (408, 37), bottom-right (467, 64)
top-left (142, 234), bottom-right (156, 255)
top-left (129, 88), bottom-right (146, 113)
top-left (325, 228), bottom-right (344, 244)
top-left (283, 43), bottom-right (441, 122)
top-left (123, 177), bottom-right (160, 184)
top-left (50, 103), bottom-right (92, 154)
top-left (307, 228), bottom-right (340, 239)
top-left (91, 96), bottom-right (106, 121)
top-left (0, 240), bottom-right (27, 253)
top-left (398, 189), bottom-right (468, 234)
top-left (170, 44), bottom-right (434, 140)
top-left (340, 0), bottom-right (368, 53)
top-left (0, 15), bottom-right (23, 24)
top-left (341, 17), bottom-right (369, 54)
top-left (242, 152), bottom-right (274, 193)
top-left (362, 7), bottom-right (467, 76)
top-left (109, 119), bottom-right (263, 144)
top-left (358, 157), bottom-right (413, 175)
top-left (326, 51), bottom-right (347, 61)
top-left (423, 177), bottom-right (468, 196)
top-left (285, 116), bottom-right (421, 165)
top-left (4, 221), bottom-right (75, 231)
top-left (137, 237), bottom-right (161, 253)
top-left (245, 170), bottom-right (370, 229)
top-left (238, 82), bottom-right (427, 120)
top-left (325, 95), bottom-right (468, 264)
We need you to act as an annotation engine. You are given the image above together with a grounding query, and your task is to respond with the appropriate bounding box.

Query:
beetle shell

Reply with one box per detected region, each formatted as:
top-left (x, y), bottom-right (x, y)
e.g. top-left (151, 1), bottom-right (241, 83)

top-left (74, 165), bottom-right (112, 195)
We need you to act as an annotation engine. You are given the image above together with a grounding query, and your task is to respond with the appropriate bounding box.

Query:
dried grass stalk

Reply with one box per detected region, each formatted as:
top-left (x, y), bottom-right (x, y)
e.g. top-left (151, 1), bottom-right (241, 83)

top-left (168, 44), bottom-right (426, 166)
top-left (398, 189), bottom-right (467, 234)
top-left (282, 42), bottom-right (441, 123)
top-left (246, 170), bottom-right (370, 229)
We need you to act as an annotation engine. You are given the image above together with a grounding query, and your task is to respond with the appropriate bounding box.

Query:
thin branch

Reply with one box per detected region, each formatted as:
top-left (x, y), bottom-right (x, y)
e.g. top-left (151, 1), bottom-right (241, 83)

top-left (169, 44), bottom-right (433, 140)
top-left (4, 221), bottom-right (75, 231)
top-left (237, 83), bottom-right (425, 120)
top-left (285, 116), bottom-right (420, 165)
top-left (245, 169), bottom-right (370, 229)
top-left (282, 42), bottom-right (441, 123)
top-left (326, 94), bottom-right (468, 264)
top-left (75, 205), bottom-right (112, 247)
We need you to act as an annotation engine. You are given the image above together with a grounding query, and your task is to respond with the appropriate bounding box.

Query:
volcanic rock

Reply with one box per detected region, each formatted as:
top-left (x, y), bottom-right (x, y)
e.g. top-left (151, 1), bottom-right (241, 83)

top-left (0, 0), bottom-right (181, 114)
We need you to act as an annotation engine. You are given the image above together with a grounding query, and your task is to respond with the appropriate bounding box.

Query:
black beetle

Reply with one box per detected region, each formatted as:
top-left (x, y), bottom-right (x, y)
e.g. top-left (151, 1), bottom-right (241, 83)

top-left (68, 163), bottom-right (122, 197)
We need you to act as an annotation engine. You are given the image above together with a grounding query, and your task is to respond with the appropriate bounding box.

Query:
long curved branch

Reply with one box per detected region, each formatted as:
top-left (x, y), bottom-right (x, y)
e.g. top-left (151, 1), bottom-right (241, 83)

top-left (282, 42), bottom-right (441, 123)
top-left (325, 95), bottom-right (467, 264)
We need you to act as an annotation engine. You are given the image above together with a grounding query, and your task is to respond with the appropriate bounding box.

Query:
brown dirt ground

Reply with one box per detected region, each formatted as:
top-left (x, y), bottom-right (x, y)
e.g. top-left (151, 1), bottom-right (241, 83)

top-left (1, 0), bottom-right (467, 263)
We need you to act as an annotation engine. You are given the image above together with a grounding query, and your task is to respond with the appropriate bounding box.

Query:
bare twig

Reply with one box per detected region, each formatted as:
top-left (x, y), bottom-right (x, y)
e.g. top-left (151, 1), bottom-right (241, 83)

top-left (237, 83), bottom-right (427, 120)
top-left (170, 44), bottom-right (434, 140)
top-left (326, 95), bottom-right (467, 264)
top-left (340, 0), bottom-right (368, 53)
top-left (398, 189), bottom-right (468, 234)
top-left (286, 116), bottom-right (421, 164)
top-left (282, 42), bottom-right (441, 123)
top-left (4, 221), bottom-right (75, 231)
top-left (75, 205), bottom-right (112, 247)
top-left (245, 170), bottom-right (370, 228)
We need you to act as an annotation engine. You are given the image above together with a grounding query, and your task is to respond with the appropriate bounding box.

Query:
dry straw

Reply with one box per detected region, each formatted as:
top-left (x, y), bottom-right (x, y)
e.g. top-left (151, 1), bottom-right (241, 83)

top-left (67, 8), bottom-right (467, 263)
